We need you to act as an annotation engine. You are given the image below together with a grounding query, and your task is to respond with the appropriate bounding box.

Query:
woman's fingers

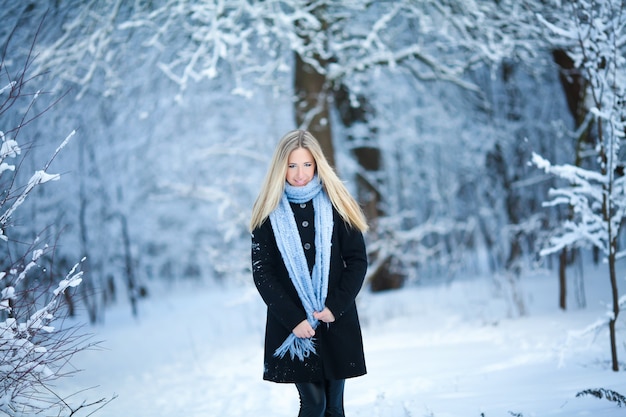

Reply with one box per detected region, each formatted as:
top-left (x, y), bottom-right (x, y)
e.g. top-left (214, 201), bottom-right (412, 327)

top-left (313, 307), bottom-right (335, 323)
top-left (293, 319), bottom-right (315, 338)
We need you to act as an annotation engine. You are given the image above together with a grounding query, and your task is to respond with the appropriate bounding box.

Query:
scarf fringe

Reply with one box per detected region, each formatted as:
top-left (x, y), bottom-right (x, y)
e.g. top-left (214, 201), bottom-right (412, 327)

top-left (274, 333), bottom-right (318, 361)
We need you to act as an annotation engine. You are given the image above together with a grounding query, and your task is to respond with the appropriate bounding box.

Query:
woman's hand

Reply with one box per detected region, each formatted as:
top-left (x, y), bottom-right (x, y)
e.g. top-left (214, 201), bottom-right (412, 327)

top-left (293, 319), bottom-right (315, 338)
top-left (313, 307), bottom-right (335, 323)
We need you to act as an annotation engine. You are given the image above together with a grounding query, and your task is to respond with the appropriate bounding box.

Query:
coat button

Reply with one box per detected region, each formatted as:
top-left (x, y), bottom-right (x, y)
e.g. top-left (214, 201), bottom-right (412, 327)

top-left (302, 220), bottom-right (309, 227)
top-left (300, 203), bottom-right (307, 208)
top-left (304, 243), bottom-right (311, 250)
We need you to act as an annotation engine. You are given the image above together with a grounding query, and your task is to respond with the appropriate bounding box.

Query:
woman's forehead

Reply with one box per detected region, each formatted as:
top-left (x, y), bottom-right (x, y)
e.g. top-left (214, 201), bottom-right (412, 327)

top-left (288, 147), bottom-right (314, 161)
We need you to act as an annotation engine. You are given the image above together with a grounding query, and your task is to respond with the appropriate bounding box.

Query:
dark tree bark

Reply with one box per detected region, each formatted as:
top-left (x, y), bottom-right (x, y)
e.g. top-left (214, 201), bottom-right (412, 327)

top-left (552, 48), bottom-right (591, 311)
top-left (333, 83), bottom-right (403, 291)
top-left (558, 247), bottom-right (567, 310)
top-left (294, 53), bottom-right (335, 167)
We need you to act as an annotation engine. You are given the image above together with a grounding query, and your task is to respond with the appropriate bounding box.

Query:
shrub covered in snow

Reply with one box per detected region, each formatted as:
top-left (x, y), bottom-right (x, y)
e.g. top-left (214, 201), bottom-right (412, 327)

top-left (0, 22), bottom-right (107, 416)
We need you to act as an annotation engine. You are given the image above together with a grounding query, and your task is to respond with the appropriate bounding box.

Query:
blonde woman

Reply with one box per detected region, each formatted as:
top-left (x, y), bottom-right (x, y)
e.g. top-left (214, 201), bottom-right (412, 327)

top-left (250, 130), bottom-right (369, 417)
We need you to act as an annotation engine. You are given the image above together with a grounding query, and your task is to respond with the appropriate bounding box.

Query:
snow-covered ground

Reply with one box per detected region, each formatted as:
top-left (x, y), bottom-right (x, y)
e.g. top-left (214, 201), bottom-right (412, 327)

top-left (59, 265), bottom-right (626, 417)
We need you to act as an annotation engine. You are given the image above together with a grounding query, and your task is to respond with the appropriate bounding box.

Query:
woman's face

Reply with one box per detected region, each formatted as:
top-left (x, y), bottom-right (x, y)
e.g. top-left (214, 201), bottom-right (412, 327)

top-left (286, 147), bottom-right (316, 187)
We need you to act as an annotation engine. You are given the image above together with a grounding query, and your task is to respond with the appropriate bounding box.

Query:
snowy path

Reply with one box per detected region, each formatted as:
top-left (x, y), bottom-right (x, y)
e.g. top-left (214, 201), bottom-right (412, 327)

top-left (59, 275), bottom-right (626, 417)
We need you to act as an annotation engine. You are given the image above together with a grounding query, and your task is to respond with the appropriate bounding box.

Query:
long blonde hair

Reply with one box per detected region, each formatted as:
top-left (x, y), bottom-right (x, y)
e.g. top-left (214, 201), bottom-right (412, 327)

top-left (249, 130), bottom-right (368, 233)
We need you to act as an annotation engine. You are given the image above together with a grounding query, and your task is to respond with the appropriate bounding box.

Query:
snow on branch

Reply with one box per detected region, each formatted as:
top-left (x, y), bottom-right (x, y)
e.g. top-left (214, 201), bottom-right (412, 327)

top-left (0, 11), bottom-right (108, 414)
top-left (536, 0), bottom-right (626, 373)
top-left (0, 131), bottom-right (75, 240)
top-left (53, 257), bottom-right (86, 297)
top-left (0, 126), bottom-right (85, 411)
top-left (0, 131), bottom-right (20, 177)
top-left (34, 0), bottom-right (124, 99)
top-left (367, 215), bottom-right (477, 282)
top-left (36, 1), bottom-right (543, 98)
top-left (531, 153), bottom-right (614, 256)
top-left (0, 233), bottom-right (89, 416)
top-left (532, 1), bottom-right (626, 260)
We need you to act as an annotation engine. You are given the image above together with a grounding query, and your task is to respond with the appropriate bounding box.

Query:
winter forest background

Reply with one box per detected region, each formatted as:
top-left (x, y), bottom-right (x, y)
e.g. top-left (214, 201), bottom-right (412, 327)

top-left (2, 0), bottom-right (626, 416)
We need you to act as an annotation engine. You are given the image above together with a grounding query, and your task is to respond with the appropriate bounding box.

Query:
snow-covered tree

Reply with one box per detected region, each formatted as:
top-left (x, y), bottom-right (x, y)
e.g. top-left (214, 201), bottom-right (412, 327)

top-left (533, 0), bottom-right (626, 371)
top-left (0, 1), bottom-right (585, 327)
top-left (30, 0), bottom-right (559, 290)
top-left (0, 19), bottom-right (107, 414)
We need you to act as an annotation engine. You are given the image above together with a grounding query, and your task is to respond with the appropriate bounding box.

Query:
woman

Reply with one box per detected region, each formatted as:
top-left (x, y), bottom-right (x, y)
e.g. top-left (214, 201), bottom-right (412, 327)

top-left (250, 130), bottom-right (369, 417)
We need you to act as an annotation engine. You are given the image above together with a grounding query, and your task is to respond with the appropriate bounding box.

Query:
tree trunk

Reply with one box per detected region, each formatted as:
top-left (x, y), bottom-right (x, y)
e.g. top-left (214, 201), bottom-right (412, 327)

top-left (552, 49), bottom-right (590, 310)
top-left (293, 3), bottom-right (402, 291)
top-left (332, 83), bottom-right (403, 291)
top-left (78, 139), bottom-right (99, 324)
top-left (119, 213), bottom-right (139, 318)
top-left (485, 138), bottom-right (526, 315)
top-left (558, 248), bottom-right (567, 310)
top-left (608, 245), bottom-right (620, 371)
top-left (294, 53), bottom-right (335, 167)
top-left (352, 146), bottom-right (404, 290)
top-left (598, 111), bottom-right (620, 371)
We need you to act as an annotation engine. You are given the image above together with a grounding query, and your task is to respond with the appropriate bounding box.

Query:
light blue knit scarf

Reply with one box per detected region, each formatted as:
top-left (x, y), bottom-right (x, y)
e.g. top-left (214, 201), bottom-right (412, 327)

top-left (269, 175), bottom-right (333, 361)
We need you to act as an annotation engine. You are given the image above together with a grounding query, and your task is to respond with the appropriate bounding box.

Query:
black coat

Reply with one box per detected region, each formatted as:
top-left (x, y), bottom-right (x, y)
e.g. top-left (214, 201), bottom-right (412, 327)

top-left (251, 201), bottom-right (368, 383)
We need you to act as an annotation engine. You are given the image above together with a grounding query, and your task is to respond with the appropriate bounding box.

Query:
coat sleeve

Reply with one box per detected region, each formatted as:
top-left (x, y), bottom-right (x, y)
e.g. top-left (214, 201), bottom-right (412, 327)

top-left (324, 217), bottom-right (368, 319)
top-left (251, 219), bottom-right (307, 332)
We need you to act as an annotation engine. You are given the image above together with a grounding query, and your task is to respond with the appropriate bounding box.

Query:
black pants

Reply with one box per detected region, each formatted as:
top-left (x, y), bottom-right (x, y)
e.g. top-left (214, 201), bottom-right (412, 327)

top-left (295, 379), bottom-right (345, 417)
